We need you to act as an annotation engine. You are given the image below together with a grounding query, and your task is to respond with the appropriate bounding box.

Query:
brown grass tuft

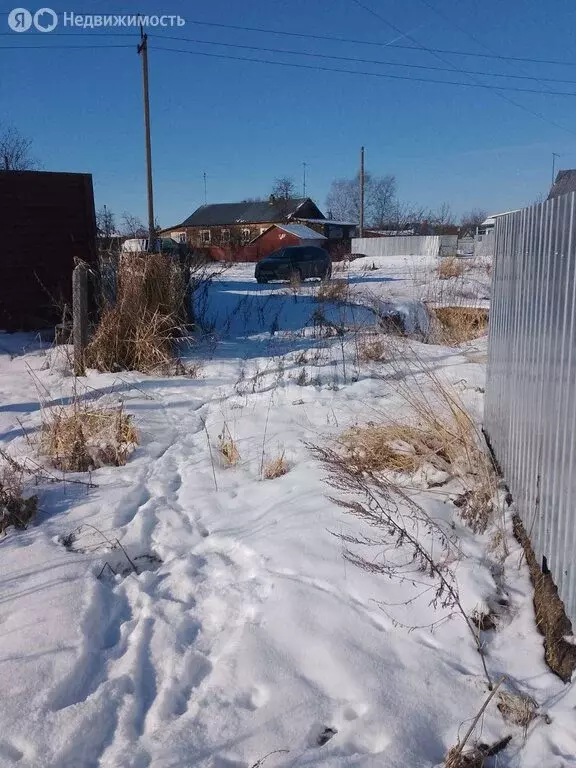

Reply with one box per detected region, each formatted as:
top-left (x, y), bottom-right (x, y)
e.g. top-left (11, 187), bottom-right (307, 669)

top-left (86, 252), bottom-right (188, 373)
top-left (432, 306), bottom-right (489, 346)
top-left (339, 423), bottom-right (450, 473)
top-left (41, 401), bottom-right (138, 472)
top-left (0, 461), bottom-right (37, 536)
top-left (497, 691), bottom-right (537, 729)
top-left (317, 279), bottom-right (348, 302)
top-left (218, 424), bottom-right (240, 466)
top-left (357, 334), bottom-right (391, 363)
top-left (438, 257), bottom-right (466, 279)
top-left (263, 453), bottom-right (289, 480)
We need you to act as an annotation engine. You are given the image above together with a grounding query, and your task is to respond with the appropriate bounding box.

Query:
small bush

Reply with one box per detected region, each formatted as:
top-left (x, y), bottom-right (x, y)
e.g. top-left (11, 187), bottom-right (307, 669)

top-left (317, 280), bottom-right (348, 302)
top-left (0, 462), bottom-right (37, 536)
top-left (432, 307), bottom-right (489, 346)
top-left (357, 334), bottom-right (390, 363)
top-left (218, 424), bottom-right (240, 466)
top-left (263, 454), bottom-right (289, 479)
top-left (41, 401), bottom-right (138, 472)
top-left (438, 257), bottom-right (466, 279)
top-left (86, 252), bottom-right (188, 373)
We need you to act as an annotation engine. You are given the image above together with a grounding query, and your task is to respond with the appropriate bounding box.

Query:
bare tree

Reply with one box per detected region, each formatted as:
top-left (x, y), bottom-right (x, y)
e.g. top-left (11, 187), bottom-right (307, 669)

top-left (271, 176), bottom-right (297, 200)
top-left (325, 171), bottom-right (397, 227)
top-left (460, 209), bottom-right (488, 233)
top-left (390, 201), bottom-right (428, 231)
top-left (431, 202), bottom-right (455, 228)
top-left (0, 124), bottom-right (37, 170)
top-left (121, 213), bottom-right (148, 238)
top-left (96, 206), bottom-right (116, 238)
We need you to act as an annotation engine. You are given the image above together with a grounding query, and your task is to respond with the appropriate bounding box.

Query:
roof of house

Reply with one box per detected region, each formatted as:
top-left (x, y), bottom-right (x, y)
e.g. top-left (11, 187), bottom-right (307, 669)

top-left (299, 217), bottom-right (358, 227)
top-left (548, 169), bottom-right (576, 200)
top-left (274, 224), bottom-right (326, 240)
top-left (481, 210), bottom-right (522, 227)
top-left (179, 198), bottom-right (323, 227)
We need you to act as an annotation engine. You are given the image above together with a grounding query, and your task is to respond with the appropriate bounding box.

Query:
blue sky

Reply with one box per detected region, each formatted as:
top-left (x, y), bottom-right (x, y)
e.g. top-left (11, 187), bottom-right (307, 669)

top-left (2, 0), bottom-right (576, 228)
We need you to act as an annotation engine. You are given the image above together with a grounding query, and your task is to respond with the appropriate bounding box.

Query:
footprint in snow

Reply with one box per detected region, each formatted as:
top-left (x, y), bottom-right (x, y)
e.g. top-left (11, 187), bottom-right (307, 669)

top-left (309, 725), bottom-right (338, 747)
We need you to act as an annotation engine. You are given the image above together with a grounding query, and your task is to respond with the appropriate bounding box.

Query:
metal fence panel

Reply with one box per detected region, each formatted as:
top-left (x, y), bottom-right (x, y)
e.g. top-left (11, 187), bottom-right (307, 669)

top-left (351, 235), bottom-right (457, 258)
top-left (485, 192), bottom-right (576, 624)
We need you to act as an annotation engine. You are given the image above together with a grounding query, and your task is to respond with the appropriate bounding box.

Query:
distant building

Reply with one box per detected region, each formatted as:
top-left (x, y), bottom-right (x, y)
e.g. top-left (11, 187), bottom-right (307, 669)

top-left (161, 196), bottom-right (357, 261)
top-left (548, 169), bottom-right (576, 200)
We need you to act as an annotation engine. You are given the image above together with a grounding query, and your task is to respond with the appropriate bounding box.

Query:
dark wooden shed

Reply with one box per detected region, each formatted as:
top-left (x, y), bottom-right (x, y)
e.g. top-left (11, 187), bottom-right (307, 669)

top-left (0, 170), bottom-right (97, 331)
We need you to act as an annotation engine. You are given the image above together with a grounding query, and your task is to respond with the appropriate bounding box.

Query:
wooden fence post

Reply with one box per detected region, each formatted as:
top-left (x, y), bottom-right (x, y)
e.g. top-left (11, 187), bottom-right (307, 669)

top-left (73, 262), bottom-right (89, 376)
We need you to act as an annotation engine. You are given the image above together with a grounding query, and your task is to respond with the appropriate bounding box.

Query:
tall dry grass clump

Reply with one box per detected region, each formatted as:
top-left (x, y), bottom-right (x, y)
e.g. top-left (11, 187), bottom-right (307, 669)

top-left (432, 306), bottom-right (489, 346)
top-left (86, 252), bottom-right (187, 373)
top-left (438, 257), bottom-right (466, 280)
top-left (41, 399), bottom-right (138, 472)
top-left (317, 279), bottom-right (349, 302)
top-left (339, 356), bottom-right (498, 532)
top-left (0, 456), bottom-right (37, 535)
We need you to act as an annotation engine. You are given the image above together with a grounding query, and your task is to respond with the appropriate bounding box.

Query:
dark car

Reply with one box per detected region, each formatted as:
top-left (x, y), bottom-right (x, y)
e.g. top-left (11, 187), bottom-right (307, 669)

top-left (255, 246), bottom-right (332, 284)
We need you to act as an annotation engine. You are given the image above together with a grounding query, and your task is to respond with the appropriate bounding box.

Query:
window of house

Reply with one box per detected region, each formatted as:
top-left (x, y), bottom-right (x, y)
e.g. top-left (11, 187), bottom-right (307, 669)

top-left (171, 231), bottom-right (187, 243)
top-left (242, 228), bottom-right (251, 242)
top-left (221, 229), bottom-right (230, 244)
top-left (201, 230), bottom-right (211, 244)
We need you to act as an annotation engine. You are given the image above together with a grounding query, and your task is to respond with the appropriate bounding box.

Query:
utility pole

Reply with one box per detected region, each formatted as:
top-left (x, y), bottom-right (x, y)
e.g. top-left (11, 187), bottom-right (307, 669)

top-left (203, 172), bottom-right (207, 205)
top-left (137, 26), bottom-right (155, 251)
top-left (359, 146), bottom-right (365, 238)
top-left (302, 162), bottom-right (307, 197)
top-left (552, 152), bottom-right (560, 186)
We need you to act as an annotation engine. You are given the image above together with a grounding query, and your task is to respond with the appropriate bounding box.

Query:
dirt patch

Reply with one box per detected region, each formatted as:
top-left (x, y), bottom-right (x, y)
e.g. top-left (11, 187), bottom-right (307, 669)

top-left (513, 514), bottom-right (576, 681)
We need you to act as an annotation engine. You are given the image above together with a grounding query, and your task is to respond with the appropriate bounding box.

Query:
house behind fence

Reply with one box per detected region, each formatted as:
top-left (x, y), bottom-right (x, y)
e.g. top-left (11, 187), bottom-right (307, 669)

top-left (485, 192), bottom-right (576, 626)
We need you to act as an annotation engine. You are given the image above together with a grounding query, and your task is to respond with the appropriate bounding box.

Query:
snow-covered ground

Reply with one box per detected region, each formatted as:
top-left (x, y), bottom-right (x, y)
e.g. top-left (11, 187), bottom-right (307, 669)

top-left (0, 256), bottom-right (574, 768)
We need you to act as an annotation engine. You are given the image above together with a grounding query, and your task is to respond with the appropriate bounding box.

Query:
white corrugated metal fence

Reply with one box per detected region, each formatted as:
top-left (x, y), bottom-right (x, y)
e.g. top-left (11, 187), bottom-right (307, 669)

top-left (485, 193), bottom-right (576, 625)
top-left (352, 235), bottom-right (457, 258)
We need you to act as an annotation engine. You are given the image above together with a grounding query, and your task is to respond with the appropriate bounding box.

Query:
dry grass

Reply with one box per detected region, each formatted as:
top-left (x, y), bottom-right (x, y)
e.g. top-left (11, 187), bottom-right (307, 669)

top-left (0, 461), bottom-right (37, 536)
top-left (41, 400), bottom-right (138, 472)
top-left (339, 423), bottom-right (453, 474)
top-left (357, 334), bottom-right (391, 363)
top-left (86, 252), bottom-right (188, 373)
top-left (497, 691), bottom-right (537, 729)
top-left (338, 356), bottom-right (498, 530)
top-left (317, 279), bottom-right (349, 302)
top-left (218, 424), bottom-right (240, 466)
top-left (432, 307), bottom-right (489, 346)
top-left (263, 453), bottom-right (289, 480)
top-left (444, 745), bottom-right (486, 768)
top-left (438, 257), bottom-right (466, 279)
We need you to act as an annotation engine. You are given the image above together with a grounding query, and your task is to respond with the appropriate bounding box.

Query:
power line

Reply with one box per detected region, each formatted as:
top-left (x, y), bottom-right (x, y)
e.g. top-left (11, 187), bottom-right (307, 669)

top-left (150, 45), bottom-right (576, 97)
top-left (152, 34), bottom-right (576, 86)
top-left (0, 43), bottom-right (132, 49)
top-left (415, 0), bottom-right (558, 95)
top-left (2, 20), bottom-right (576, 69)
top-left (158, 19), bottom-right (576, 68)
top-left (347, 0), bottom-right (576, 138)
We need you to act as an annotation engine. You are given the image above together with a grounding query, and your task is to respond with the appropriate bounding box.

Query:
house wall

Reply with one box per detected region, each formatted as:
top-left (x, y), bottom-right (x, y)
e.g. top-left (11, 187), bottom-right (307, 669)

top-left (0, 170), bottom-right (97, 331)
top-left (179, 223), bottom-right (274, 249)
